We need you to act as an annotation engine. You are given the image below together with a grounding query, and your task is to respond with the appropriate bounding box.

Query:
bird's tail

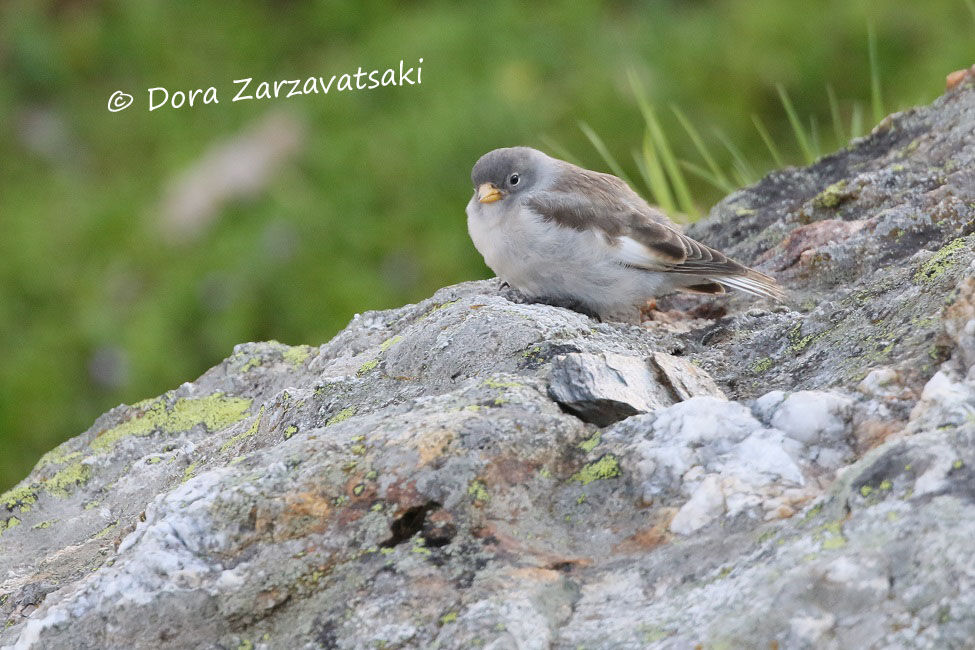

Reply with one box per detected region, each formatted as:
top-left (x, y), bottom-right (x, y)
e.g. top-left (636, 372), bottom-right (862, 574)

top-left (711, 268), bottom-right (786, 302)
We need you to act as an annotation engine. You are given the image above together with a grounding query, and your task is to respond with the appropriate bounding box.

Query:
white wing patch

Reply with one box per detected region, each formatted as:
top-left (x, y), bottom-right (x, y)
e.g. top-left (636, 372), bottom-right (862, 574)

top-left (611, 235), bottom-right (677, 270)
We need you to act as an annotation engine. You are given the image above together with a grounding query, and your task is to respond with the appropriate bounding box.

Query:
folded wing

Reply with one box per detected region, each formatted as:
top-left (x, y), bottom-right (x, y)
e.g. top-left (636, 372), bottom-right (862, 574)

top-left (528, 165), bottom-right (785, 301)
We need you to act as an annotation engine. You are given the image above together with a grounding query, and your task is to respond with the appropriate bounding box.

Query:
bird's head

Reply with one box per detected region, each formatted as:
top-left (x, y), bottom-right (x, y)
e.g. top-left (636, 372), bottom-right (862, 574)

top-left (470, 147), bottom-right (548, 205)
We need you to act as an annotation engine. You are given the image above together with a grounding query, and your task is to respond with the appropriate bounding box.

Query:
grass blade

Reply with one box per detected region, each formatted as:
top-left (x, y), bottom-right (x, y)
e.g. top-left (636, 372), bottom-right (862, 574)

top-left (631, 150), bottom-right (655, 198)
top-left (638, 132), bottom-right (676, 213)
top-left (628, 71), bottom-right (696, 216)
top-left (809, 114), bottom-right (821, 160)
top-left (826, 83), bottom-right (845, 144)
top-left (751, 113), bottom-right (785, 169)
top-left (680, 159), bottom-right (735, 194)
top-left (671, 104), bottom-right (733, 191)
top-left (540, 136), bottom-right (582, 166)
top-left (713, 127), bottom-right (757, 186)
top-left (578, 121), bottom-right (634, 188)
top-left (776, 83), bottom-right (815, 164)
top-left (967, 0), bottom-right (975, 24)
top-left (867, 21), bottom-right (884, 124)
top-left (850, 101), bottom-right (864, 138)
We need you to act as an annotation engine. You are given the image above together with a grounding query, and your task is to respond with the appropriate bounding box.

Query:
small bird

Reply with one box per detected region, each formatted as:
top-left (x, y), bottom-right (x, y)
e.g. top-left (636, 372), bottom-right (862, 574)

top-left (466, 146), bottom-right (784, 318)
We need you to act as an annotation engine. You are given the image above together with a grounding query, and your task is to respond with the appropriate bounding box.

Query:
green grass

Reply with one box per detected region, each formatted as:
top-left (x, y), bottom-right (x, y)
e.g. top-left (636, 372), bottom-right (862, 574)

top-left (572, 19), bottom-right (915, 218)
top-left (1, 0), bottom-right (972, 489)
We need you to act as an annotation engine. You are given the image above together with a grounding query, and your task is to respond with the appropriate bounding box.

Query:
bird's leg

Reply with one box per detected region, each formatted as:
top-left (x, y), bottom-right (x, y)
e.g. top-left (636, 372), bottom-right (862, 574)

top-left (498, 281), bottom-right (530, 304)
top-left (530, 295), bottom-right (602, 321)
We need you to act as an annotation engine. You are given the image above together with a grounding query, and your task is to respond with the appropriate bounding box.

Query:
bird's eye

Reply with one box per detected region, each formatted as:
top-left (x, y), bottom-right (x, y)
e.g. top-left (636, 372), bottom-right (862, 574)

top-left (509, 173), bottom-right (520, 186)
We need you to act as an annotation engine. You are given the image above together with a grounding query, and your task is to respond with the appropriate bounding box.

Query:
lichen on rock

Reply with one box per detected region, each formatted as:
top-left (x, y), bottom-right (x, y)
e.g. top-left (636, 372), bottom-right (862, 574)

top-left (3, 83), bottom-right (975, 649)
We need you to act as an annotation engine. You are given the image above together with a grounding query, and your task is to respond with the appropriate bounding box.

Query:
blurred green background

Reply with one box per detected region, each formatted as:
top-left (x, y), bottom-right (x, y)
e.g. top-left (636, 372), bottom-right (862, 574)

top-left (1, 0), bottom-right (971, 490)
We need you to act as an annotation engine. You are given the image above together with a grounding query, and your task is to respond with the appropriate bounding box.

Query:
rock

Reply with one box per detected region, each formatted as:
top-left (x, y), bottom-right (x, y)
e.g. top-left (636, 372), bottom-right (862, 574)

top-left (548, 352), bottom-right (674, 425)
top-left (669, 474), bottom-right (725, 535)
top-left (547, 351), bottom-right (727, 427)
top-left (3, 83), bottom-right (975, 649)
top-left (650, 351), bottom-right (727, 401)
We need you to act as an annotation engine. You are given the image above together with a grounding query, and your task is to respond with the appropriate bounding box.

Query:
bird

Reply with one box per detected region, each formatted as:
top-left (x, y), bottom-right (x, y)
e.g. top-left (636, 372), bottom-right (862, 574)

top-left (465, 146), bottom-right (784, 319)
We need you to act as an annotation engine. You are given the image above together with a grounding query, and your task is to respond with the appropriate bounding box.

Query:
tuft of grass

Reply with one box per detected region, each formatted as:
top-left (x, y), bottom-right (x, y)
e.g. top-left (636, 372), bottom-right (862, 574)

top-left (547, 21), bottom-right (904, 224)
top-left (635, 131), bottom-right (677, 214)
top-left (776, 83), bottom-right (816, 165)
top-left (673, 105), bottom-right (735, 193)
top-left (629, 73), bottom-right (696, 217)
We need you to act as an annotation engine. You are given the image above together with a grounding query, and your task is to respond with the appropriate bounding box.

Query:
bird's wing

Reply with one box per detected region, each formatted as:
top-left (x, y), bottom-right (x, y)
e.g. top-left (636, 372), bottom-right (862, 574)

top-left (527, 167), bottom-right (785, 300)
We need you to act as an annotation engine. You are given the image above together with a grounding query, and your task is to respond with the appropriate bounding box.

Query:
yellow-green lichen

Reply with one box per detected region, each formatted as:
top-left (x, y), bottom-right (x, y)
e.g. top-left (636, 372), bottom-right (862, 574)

top-left (91, 394), bottom-right (253, 453)
top-left (93, 520), bottom-right (119, 539)
top-left (751, 357), bottom-right (773, 374)
top-left (914, 237), bottom-right (968, 284)
top-left (812, 180), bottom-right (854, 209)
top-left (237, 640), bottom-right (254, 650)
top-left (579, 432), bottom-right (601, 453)
top-left (220, 406), bottom-right (265, 452)
top-left (787, 322), bottom-right (826, 354)
top-left (282, 345), bottom-right (313, 368)
top-left (183, 462), bottom-right (198, 482)
top-left (860, 485), bottom-right (873, 497)
top-left (572, 455), bottom-right (621, 485)
top-left (482, 378), bottom-right (522, 389)
top-left (32, 520), bottom-right (53, 529)
top-left (953, 459), bottom-right (965, 470)
top-left (326, 407), bottom-right (356, 426)
top-left (439, 611), bottom-right (458, 625)
top-left (353, 484), bottom-right (365, 496)
top-left (819, 520), bottom-right (846, 550)
top-left (880, 479), bottom-right (892, 490)
top-left (379, 335), bottom-right (403, 352)
top-left (522, 345), bottom-right (542, 360)
top-left (45, 462), bottom-right (93, 498)
top-left (283, 425), bottom-right (298, 440)
top-left (36, 447), bottom-right (82, 469)
top-left (365, 470), bottom-right (378, 480)
top-left (1, 516), bottom-right (22, 535)
top-left (350, 444), bottom-right (367, 456)
top-left (411, 537), bottom-right (431, 556)
top-left (357, 359), bottom-right (379, 376)
top-left (241, 357), bottom-right (262, 373)
top-left (371, 502), bottom-right (384, 512)
top-left (420, 299), bottom-right (459, 320)
top-left (468, 480), bottom-right (489, 503)
top-left (1, 485), bottom-right (38, 513)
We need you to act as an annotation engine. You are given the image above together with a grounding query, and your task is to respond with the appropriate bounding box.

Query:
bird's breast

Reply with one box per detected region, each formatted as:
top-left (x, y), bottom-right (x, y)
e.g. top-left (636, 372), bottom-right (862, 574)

top-left (467, 200), bottom-right (617, 297)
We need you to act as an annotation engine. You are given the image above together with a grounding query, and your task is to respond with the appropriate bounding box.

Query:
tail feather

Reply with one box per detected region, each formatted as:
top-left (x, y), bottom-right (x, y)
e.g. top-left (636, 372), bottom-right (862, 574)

top-left (710, 270), bottom-right (786, 302)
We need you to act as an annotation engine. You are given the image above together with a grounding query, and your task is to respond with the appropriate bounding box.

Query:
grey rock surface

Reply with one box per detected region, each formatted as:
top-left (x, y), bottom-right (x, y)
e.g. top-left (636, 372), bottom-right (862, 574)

top-left (2, 81), bottom-right (975, 649)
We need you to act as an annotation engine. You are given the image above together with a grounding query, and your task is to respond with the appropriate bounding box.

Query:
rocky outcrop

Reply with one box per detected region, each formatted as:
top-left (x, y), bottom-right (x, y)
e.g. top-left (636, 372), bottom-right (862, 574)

top-left (2, 80), bottom-right (974, 649)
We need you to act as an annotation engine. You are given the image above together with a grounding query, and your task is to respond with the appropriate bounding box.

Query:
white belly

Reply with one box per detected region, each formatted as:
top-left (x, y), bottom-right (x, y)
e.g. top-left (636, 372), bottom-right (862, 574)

top-left (466, 197), bottom-right (671, 314)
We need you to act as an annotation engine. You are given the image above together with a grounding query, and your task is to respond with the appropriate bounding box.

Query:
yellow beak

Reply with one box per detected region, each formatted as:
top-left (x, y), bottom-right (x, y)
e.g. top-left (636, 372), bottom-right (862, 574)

top-left (477, 182), bottom-right (503, 204)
